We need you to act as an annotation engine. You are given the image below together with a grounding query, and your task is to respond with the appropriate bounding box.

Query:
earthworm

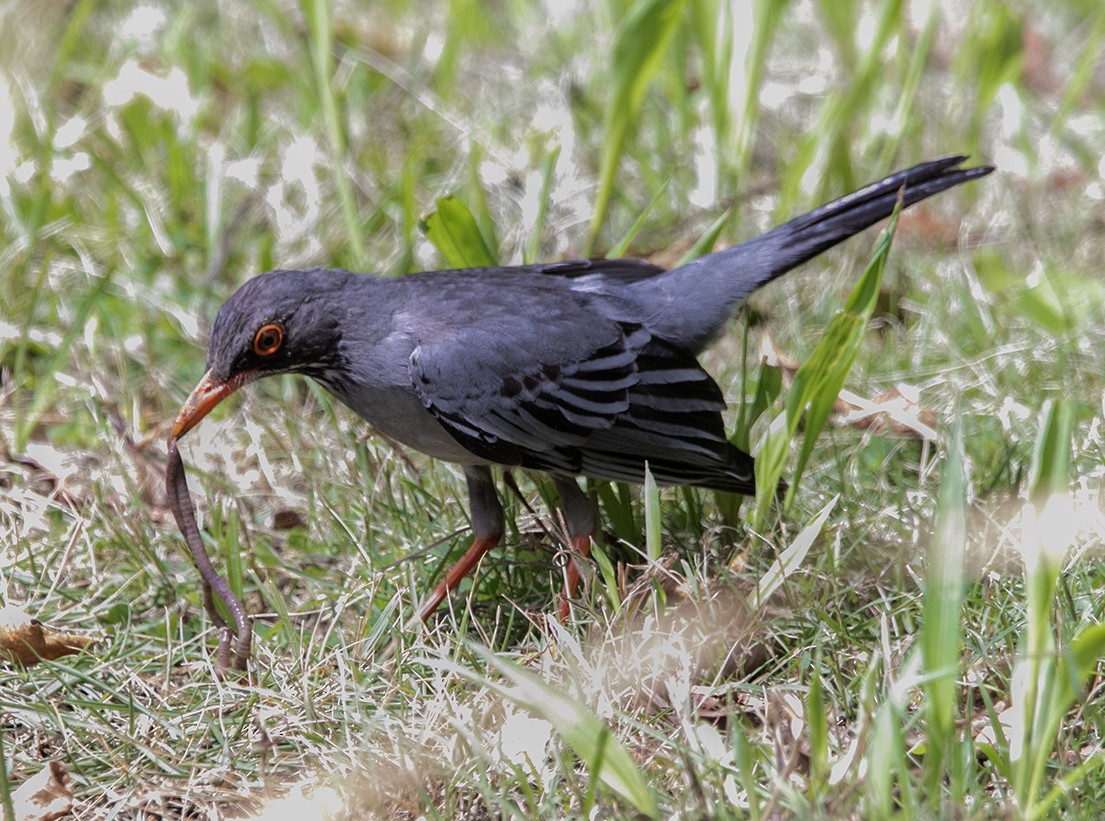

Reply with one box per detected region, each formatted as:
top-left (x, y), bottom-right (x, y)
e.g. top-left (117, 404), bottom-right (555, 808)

top-left (166, 439), bottom-right (251, 671)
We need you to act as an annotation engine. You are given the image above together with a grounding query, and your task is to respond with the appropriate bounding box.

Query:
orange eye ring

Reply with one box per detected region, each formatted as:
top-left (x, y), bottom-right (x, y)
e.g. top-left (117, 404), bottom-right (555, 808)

top-left (253, 323), bottom-right (284, 356)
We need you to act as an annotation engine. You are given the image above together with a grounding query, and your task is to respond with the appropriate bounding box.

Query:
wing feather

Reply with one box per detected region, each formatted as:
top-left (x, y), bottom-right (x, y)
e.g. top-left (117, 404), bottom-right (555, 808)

top-left (410, 308), bottom-right (756, 494)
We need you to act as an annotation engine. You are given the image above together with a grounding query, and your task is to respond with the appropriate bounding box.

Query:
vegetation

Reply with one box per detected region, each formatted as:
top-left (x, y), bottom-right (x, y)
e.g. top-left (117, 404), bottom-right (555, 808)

top-left (1, 0), bottom-right (1104, 816)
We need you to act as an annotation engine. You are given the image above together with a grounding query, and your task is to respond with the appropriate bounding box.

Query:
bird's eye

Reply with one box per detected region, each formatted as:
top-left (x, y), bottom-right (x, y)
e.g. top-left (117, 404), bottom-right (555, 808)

top-left (253, 323), bottom-right (284, 356)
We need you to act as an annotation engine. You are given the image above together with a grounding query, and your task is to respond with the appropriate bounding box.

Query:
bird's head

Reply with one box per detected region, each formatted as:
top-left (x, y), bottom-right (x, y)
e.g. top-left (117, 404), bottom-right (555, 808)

top-left (170, 268), bottom-right (353, 441)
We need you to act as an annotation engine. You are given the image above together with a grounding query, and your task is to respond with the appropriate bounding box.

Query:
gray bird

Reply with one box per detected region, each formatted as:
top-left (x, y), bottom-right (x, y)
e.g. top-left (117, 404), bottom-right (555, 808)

top-left (171, 156), bottom-right (991, 628)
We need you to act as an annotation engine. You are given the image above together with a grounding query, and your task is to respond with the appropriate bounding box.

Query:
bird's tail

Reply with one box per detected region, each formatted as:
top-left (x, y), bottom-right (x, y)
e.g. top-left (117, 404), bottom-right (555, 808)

top-left (637, 156), bottom-right (993, 352)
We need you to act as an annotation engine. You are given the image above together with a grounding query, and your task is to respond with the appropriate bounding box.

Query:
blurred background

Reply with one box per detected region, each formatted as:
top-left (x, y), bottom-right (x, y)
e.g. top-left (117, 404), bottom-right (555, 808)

top-left (1, 0), bottom-right (1103, 817)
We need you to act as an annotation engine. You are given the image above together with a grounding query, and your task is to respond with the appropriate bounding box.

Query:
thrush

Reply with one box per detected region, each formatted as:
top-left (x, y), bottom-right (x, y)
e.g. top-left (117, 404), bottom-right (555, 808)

top-left (171, 155), bottom-right (991, 640)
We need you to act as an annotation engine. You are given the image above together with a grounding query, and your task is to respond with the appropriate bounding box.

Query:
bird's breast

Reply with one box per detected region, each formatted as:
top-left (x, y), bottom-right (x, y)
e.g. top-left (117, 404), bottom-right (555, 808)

top-left (316, 377), bottom-right (489, 465)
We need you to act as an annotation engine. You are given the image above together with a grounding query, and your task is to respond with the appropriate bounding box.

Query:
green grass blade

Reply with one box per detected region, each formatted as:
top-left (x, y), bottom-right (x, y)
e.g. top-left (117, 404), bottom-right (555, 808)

top-left (10, 0), bottom-right (95, 274)
top-left (751, 412), bottom-right (790, 530)
top-left (1012, 399), bottom-right (1077, 809)
top-left (674, 206), bottom-right (733, 267)
top-left (867, 702), bottom-right (904, 817)
top-left (752, 198), bottom-right (898, 526)
top-left (922, 416), bottom-right (966, 792)
top-left (223, 504), bottom-right (245, 605)
top-left (0, 721), bottom-right (13, 821)
top-left (735, 0), bottom-right (791, 184)
top-left (1021, 624), bottom-right (1105, 820)
top-left (524, 146), bottom-right (561, 264)
top-left (393, 145), bottom-right (424, 275)
top-left (1028, 399), bottom-right (1074, 505)
top-left (643, 464), bottom-right (661, 562)
top-left (461, 644), bottom-right (659, 818)
top-left (15, 271), bottom-right (112, 451)
top-left (807, 659), bottom-right (829, 796)
top-left (302, 0), bottom-right (366, 268)
top-left (420, 195), bottom-right (500, 268)
top-left (778, 0), bottom-right (905, 209)
top-left (956, 3), bottom-right (1023, 155)
top-left (876, 4), bottom-right (938, 170)
top-left (815, 0), bottom-right (858, 69)
top-left (9, 0), bottom-right (95, 409)
top-left (597, 482), bottom-right (639, 545)
top-left (1030, 753), bottom-right (1105, 821)
top-left (1049, 5), bottom-right (1105, 143)
top-left (585, 0), bottom-right (688, 252)
top-left (590, 542), bottom-right (622, 612)
top-left (731, 723), bottom-right (761, 821)
top-left (735, 332), bottom-right (782, 453)
top-left (1008, 399), bottom-right (1072, 807)
top-left (688, 0), bottom-right (733, 194)
top-left (1062, 624), bottom-right (1105, 707)
top-left (606, 179), bottom-right (670, 259)
top-left (783, 199), bottom-right (899, 508)
top-left (753, 496), bottom-right (835, 607)
top-left (466, 143), bottom-right (500, 258)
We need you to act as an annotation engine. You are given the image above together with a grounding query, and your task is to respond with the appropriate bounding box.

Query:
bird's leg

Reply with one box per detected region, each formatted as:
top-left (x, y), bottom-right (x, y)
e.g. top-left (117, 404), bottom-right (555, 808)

top-left (552, 476), bottom-right (595, 621)
top-left (418, 465), bottom-right (503, 622)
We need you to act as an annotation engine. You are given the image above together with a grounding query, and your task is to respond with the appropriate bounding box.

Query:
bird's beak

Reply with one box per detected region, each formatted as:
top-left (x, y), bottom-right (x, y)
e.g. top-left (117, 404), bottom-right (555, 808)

top-left (170, 369), bottom-right (254, 441)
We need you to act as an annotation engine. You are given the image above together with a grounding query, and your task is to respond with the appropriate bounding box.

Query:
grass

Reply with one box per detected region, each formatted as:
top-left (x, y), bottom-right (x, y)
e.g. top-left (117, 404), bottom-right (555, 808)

top-left (2, 0), bottom-right (1105, 817)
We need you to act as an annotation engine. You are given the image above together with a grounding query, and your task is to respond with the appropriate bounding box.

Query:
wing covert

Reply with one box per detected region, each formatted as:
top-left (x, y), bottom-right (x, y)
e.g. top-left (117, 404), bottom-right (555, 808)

top-left (410, 322), bottom-right (650, 463)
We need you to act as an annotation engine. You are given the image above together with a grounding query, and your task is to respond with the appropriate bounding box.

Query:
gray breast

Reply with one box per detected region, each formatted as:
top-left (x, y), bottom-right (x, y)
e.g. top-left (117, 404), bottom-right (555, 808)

top-left (316, 374), bottom-right (488, 465)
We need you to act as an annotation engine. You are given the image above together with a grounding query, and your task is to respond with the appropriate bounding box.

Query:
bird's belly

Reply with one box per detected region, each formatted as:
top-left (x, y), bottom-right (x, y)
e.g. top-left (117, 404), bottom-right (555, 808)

top-left (322, 380), bottom-right (487, 465)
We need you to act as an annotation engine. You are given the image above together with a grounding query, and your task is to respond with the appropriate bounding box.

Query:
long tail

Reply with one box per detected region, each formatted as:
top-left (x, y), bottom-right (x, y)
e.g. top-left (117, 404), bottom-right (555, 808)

top-left (637, 155), bottom-right (993, 352)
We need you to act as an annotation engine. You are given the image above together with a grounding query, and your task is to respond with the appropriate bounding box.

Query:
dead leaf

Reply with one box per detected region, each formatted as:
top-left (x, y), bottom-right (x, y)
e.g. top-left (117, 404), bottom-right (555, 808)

top-left (273, 509), bottom-right (305, 530)
top-left (12, 761), bottom-right (72, 821)
top-left (761, 333), bottom-right (939, 440)
top-left (759, 331), bottom-right (800, 373)
top-left (0, 605), bottom-right (95, 664)
top-left (835, 385), bottom-right (939, 440)
top-left (1021, 22), bottom-right (1060, 95)
top-left (896, 207), bottom-right (970, 247)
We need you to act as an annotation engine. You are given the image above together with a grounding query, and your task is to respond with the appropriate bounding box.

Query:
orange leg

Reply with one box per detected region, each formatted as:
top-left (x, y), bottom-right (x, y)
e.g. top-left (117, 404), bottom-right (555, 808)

top-left (418, 534), bottom-right (502, 622)
top-left (557, 533), bottom-right (594, 622)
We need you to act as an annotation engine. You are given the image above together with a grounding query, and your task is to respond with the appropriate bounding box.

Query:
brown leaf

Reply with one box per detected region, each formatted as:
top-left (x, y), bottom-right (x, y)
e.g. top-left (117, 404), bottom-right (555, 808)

top-left (273, 509), bottom-right (305, 530)
top-left (759, 331), bottom-right (800, 374)
top-left (1021, 22), bottom-right (1060, 95)
top-left (0, 605), bottom-right (95, 665)
top-left (835, 385), bottom-right (939, 440)
top-left (12, 761), bottom-right (72, 821)
top-left (760, 333), bottom-right (938, 440)
top-left (896, 207), bottom-right (970, 247)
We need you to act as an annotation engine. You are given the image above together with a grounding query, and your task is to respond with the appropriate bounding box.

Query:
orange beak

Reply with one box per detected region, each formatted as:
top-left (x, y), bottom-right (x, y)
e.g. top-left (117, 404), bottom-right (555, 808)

top-left (170, 369), bottom-right (255, 441)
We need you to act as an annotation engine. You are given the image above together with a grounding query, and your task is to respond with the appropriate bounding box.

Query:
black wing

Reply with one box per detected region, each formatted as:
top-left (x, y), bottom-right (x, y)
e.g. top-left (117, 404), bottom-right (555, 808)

top-left (410, 318), bottom-right (755, 494)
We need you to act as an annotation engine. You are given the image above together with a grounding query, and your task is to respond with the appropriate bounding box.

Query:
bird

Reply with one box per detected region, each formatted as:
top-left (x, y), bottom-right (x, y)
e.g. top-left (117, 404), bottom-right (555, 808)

top-left (171, 155), bottom-right (991, 630)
